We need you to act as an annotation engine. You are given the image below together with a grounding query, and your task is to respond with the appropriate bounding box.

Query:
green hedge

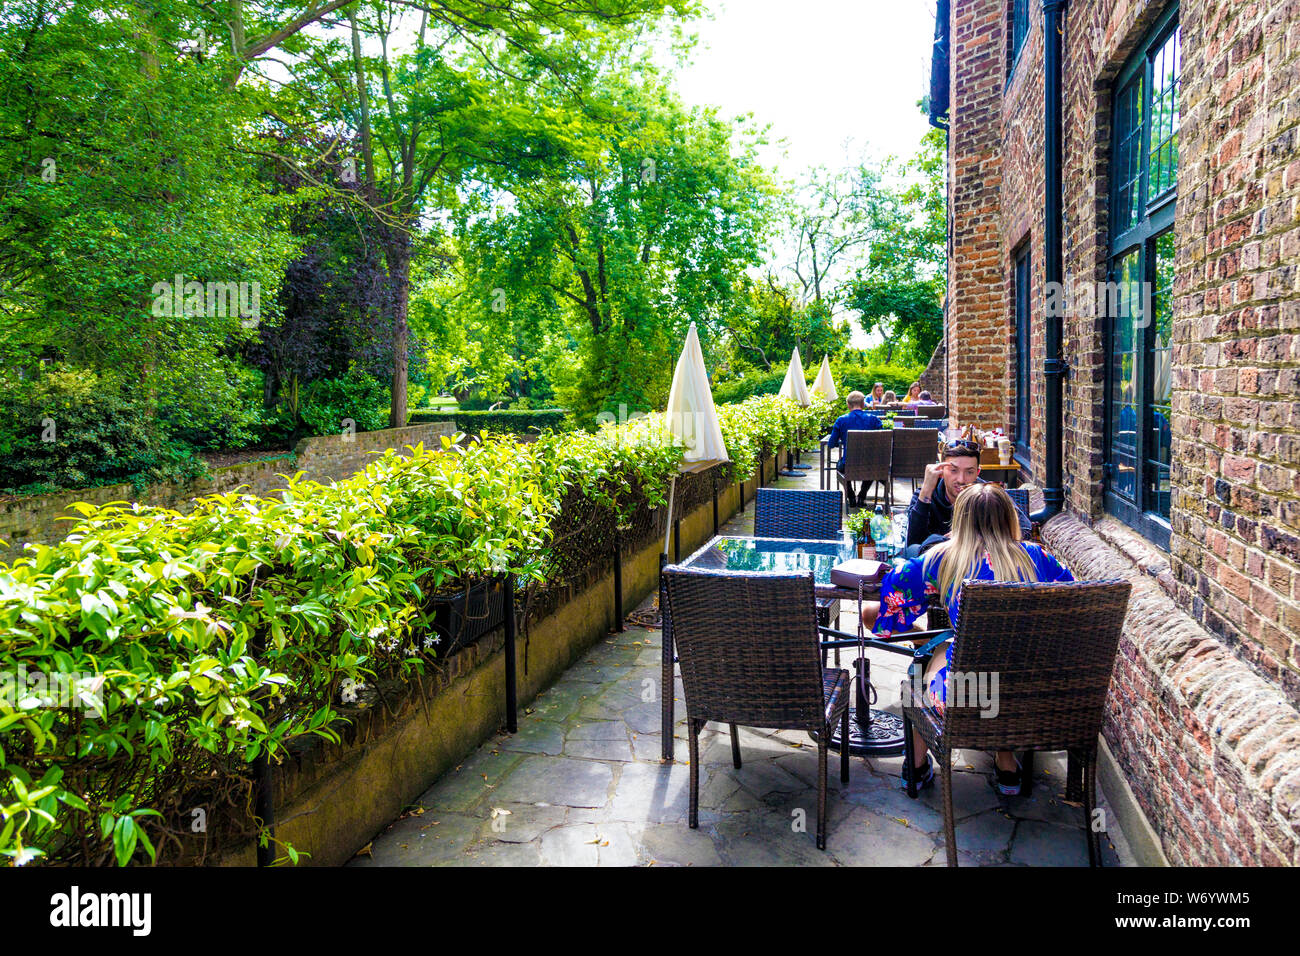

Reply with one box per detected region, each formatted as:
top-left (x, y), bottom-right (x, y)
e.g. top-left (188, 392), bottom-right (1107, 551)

top-left (407, 408), bottom-right (572, 435)
top-left (712, 361), bottom-right (925, 407)
top-left (0, 393), bottom-right (830, 866)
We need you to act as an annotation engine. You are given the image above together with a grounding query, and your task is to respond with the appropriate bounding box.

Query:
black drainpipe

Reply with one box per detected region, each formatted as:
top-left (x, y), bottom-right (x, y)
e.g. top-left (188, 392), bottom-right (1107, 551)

top-left (1033, 0), bottom-right (1067, 525)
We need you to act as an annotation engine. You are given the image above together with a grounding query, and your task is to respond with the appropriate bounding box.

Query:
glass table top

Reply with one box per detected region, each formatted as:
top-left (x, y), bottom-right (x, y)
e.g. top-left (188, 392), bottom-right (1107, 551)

top-left (681, 533), bottom-right (861, 585)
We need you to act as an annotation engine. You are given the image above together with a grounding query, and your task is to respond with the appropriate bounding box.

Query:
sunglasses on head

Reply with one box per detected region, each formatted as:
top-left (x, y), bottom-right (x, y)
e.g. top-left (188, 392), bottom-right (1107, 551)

top-left (942, 439), bottom-right (980, 456)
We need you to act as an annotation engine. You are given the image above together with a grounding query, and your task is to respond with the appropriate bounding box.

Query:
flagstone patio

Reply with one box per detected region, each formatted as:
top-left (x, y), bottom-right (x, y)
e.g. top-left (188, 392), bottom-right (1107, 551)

top-left (350, 466), bottom-right (1136, 867)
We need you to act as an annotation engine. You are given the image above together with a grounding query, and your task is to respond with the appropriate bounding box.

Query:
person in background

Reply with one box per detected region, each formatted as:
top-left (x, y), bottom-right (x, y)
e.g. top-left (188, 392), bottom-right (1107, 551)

top-left (906, 382), bottom-right (923, 404)
top-left (863, 483), bottom-right (1075, 794)
top-left (909, 389), bottom-right (937, 414)
top-left (904, 439), bottom-right (1032, 549)
top-left (866, 382), bottom-right (886, 405)
top-left (827, 390), bottom-right (883, 507)
top-left (882, 390), bottom-right (898, 405)
top-left (917, 390), bottom-right (935, 404)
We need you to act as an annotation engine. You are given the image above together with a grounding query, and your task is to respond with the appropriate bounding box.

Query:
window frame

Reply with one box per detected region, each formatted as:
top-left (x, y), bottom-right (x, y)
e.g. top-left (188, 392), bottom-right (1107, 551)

top-left (1013, 244), bottom-right (1032, 462)
top-left (1007, 0), bottom-right (1031, 84)
top-left (1103, 7), bottom-right (1179, 550)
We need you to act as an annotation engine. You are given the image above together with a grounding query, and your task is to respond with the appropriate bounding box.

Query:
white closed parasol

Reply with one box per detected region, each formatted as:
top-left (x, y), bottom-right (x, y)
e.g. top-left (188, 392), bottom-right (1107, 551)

top-left (778, 346), bottom-right (812, 407)
top-left (662, 322), bottom-right (729, 556)
top-left (811, 355), bottom-right (838, 401)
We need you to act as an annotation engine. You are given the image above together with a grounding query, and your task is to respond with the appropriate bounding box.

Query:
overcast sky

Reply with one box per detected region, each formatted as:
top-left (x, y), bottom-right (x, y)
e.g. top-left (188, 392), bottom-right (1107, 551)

top-left (653, 0), bottom-right (938, 186)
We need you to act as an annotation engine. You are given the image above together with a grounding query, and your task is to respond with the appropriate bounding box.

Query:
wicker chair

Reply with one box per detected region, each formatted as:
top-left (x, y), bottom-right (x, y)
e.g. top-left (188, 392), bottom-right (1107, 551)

top-left (661, 566), bottom-right (851, 850)
top-left (837, 429), bottom-right (893, 514)
top-left (890, 428), bottom-right (938, 493)
top-left (901, 579), bottom-right (1132, 866)
top-left (753, 487), bottom-right (844, 660)
top-left (918, 404), bottom-right (948, 419)
top-left (753, 488), bottom-right (841, 539)
top-left (1004, 487), bottom-right (1040, 541)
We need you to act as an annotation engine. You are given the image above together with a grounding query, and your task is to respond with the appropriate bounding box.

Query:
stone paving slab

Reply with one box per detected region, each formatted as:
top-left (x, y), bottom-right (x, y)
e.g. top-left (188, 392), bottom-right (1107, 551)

top-left (349, 472), bottom-right (1134, 867)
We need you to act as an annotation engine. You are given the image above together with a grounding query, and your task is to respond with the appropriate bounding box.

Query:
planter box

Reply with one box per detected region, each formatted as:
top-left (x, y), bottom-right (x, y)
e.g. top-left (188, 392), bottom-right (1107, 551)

top-left (427, 579), bottom-right (506, 658)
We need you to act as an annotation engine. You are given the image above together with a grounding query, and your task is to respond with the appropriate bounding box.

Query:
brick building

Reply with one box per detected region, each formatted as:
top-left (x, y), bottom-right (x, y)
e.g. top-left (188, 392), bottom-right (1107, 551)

top-left (931, 0), bottom-right (1300, 863)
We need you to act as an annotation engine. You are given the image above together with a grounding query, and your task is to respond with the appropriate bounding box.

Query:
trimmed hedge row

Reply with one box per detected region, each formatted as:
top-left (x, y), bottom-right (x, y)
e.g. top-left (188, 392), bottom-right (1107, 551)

top-left (407, 408), bottom-right (572, 435)
top-left (0, 393), bottom-right (834, 866)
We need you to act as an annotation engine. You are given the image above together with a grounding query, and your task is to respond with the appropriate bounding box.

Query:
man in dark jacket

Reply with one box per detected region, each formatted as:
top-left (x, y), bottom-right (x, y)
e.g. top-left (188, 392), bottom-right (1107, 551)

top-left (904, 439), bottom-right (1032, 550)
top-left (827, 390), bottom-right (883, 507)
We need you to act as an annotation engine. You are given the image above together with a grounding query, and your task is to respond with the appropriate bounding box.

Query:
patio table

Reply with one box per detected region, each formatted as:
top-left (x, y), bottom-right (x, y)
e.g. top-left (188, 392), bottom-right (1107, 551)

top-left (661, 532), bottom-right (911, 759)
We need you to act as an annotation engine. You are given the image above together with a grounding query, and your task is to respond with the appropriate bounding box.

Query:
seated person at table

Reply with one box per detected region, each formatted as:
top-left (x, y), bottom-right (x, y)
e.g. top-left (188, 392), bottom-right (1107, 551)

top-left (827, 390), bottom-right (883, 506)
top-left (905, 382), bottom-right (923, 405)
top-left (882, 390), bottom-right (898, 405)
top-left (904, 439), bottom-right (1031, 551)
top-left (864, 483), bottom-right (1075, 794)
top-left (865, 382), bottom-right (886, 405)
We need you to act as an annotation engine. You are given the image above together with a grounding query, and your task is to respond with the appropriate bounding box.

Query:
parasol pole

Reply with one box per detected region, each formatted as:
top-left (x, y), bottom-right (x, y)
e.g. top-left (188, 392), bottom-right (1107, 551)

top-left (662, 474), bottom-right (677, 557)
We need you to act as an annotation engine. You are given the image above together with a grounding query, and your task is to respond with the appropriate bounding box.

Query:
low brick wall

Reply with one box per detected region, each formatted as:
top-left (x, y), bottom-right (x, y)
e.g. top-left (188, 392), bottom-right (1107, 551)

top-left (1043, 512), bottom-right (1300, 866)
top-left (0, 422), bottom-right (454, 554)
top-left (204, 458), bottom-right (769, 866)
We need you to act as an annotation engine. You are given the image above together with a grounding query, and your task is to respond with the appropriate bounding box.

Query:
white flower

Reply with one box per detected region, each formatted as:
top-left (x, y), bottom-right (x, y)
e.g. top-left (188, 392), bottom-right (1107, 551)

top-left (340, 677), bottom-right (366, 704)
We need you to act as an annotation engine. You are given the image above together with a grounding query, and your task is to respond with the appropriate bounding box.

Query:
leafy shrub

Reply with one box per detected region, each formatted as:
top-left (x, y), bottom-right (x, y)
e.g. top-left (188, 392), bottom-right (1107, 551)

top-left (0, 392), bottom-right (828, 866)
top-left (0, 367), bottom-right (206, 494)
top-left (834, 361), bottom-right (926, 399)
top-left (711, 360), bottom-right (925, 406)
top-left (299, 371), bottom-right (390, 436)
top-left (711, 368), bottom-right (790, 405)
top-left (453, 409), bottom-right (571, 436)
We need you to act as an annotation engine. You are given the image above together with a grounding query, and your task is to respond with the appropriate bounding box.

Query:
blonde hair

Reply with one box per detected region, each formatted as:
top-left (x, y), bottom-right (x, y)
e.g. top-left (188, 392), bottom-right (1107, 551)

top-left (883, 390), bottom-right (897, 404)
top-left (846, 390), bottom-right (866, 409)
top-left (923, 483), bottom-right (1039, 609)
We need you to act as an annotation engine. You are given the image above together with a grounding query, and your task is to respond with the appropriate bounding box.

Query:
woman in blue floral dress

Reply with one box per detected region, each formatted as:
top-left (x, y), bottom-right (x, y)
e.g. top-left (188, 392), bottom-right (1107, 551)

top-left (865, 483), bottom-right (1074, 794)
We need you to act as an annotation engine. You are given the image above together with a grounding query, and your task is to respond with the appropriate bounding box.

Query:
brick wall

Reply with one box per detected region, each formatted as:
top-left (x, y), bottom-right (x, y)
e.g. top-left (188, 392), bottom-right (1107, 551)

top-left (947, 0), bottom-right (1010, 429)
top-left (0, 422), bottom-right (454, 553)
top-left (917, 336), bottom-right (948, 402)
top-left (946, 0), bottom-right (1300, 864)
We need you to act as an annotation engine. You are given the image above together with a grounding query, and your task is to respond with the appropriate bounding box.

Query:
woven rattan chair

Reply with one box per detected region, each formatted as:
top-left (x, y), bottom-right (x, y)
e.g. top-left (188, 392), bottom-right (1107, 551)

top-left (837, 429), bottom-right (893, 514)
top-left (890, 428), bottom-right (938, 493)
top-left (753, 488), bottom-right (842, 539)
top-left (918, 404), bottom-right (947, 419)
top-left (901, 579), bottom-right (1132, 866)
top-left (661, 566), bottom-right (851, 850)
top-left (1004, 487), bottom-right (1039, 541)
top-left (753, 487), bottom-right (844, 661)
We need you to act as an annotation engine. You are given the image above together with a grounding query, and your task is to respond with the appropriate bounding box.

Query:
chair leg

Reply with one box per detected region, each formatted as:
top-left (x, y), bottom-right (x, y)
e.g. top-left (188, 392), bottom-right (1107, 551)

top-left (729, 723), bottom-right (742, 769)
top-left (688, 718), bottom-right (701, 830)
top-left (902, 714), bottom-right (918, 799)
top-left (1083, 748), bottom-right (1102, 867)
top-left (1020, 749), bottom-right (1035, 797)
top-left (817, 734), bottom-right (829, 850)
top-left (940, 752), bottom-right (958, 866)
top-left (840, 707), bottom-right (850, 784)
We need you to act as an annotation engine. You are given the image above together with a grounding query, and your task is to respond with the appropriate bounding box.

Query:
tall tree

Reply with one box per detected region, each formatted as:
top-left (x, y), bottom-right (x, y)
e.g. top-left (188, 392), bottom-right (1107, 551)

top-left (843, 127), bottom-right (946, 365)
top-left (452, 66), bottom-right (775, 421)
top-left (229, 0), bottom-right (690, 426)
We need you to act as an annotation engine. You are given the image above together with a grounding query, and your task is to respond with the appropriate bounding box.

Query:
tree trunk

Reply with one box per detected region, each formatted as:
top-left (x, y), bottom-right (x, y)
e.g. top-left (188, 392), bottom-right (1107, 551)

top-left (387, 240), bottom-right (411, 428)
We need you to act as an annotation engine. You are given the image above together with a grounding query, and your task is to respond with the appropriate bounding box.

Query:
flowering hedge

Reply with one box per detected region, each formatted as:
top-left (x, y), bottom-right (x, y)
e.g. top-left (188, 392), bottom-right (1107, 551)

top-left (0, 393), bottom-right (836, 865)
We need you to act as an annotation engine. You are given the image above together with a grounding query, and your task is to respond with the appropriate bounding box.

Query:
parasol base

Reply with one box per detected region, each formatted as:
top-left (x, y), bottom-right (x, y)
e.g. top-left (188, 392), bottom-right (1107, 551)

top-left (813, 706), bottom-right (907, 756)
